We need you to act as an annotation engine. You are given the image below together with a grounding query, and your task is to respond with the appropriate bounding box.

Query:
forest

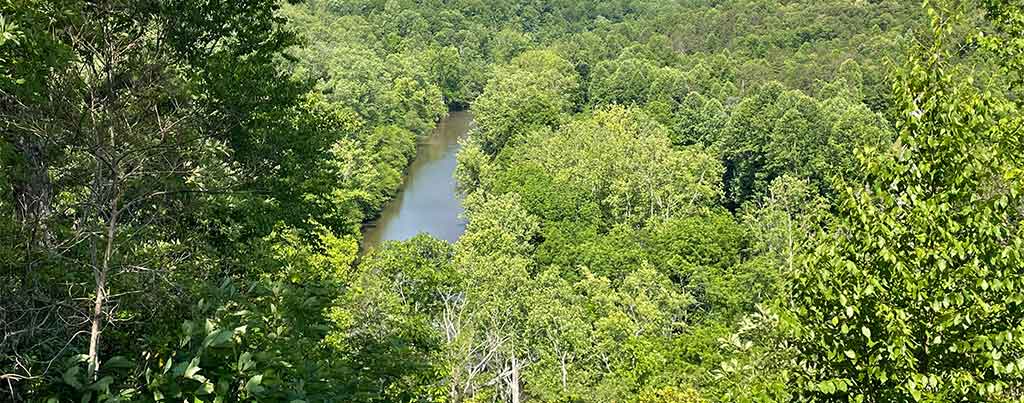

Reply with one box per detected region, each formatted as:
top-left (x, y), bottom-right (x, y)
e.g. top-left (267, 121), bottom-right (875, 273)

top-left (1, 0), bottom-right (1023, 401)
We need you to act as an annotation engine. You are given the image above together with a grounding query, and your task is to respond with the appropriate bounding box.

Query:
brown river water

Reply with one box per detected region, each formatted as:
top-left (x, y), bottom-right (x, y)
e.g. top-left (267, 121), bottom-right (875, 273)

top-left (361, 111), bottom-right (473, 251)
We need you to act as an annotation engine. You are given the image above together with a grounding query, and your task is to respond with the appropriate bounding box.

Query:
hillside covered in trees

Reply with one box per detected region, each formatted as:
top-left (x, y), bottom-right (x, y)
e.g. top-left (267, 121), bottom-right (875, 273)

top-left (2, 0), bottom-right (1023, 402)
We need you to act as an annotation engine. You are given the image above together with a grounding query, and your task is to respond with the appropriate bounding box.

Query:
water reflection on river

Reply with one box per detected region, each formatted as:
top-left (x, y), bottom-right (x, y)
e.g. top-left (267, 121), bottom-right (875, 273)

top-left (361, 111), bottom-right (473, 251)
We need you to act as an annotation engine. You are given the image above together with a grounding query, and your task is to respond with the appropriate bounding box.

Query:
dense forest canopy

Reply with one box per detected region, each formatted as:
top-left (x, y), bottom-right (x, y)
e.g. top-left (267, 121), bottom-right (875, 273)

top-left (1, 0), bottom-right (1023, 402)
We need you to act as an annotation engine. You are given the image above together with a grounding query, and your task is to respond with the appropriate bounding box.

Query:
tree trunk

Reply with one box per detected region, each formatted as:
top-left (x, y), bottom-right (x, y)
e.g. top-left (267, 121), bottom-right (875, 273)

top-left (509, 355), bottom-right (521, 403)
top-left (87, 268), bottom-right (106, 380)
top-left (443, 293), bottom-right (464, 402)
top-left (559, 352), bottom-right (568, 391)
top-left (87, 197), bottom-right (119, 381)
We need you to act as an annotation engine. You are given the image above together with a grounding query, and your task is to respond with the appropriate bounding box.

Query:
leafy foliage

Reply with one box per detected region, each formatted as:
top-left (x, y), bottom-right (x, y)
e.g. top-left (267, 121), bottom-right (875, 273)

top-left (792, 3), bottom-right (1024, 401)
top-left (8, 0), bottom-right (1019, 402)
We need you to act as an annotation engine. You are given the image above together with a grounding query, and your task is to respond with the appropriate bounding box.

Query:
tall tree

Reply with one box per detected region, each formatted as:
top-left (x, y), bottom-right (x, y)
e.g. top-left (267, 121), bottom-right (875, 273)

top-left (472, 50), bottom-right (580, 156)
top-left (792, 3), bottom-right (1024, 400)
top-left (1, 0), bottom-right (310, 392)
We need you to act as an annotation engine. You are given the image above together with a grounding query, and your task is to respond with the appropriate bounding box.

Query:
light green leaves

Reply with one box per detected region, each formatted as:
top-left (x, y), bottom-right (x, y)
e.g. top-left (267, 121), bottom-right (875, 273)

top-left (472, 50), bottom-right (580, 155)
top-left (183, 357), bottom-right (202, 379)
top-left (791, 4), bottom-right (1024, 399)
top-left (238, 352), bottom-right (255, 372)
top-left (816, 378), bottom-right (850, 394)
top-left (0, 14), bottom-right (22, 47)
top-left (244, 374), bottom-right (264, 395)
top-left (500, 106), bottom-right (723, 228)
top-left (202, 329), bottom-right (233, 349)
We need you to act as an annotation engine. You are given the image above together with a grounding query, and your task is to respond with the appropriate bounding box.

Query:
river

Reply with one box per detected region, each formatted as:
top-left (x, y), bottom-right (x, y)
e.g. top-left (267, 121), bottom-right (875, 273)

top-left (361, 111), bottom-right (473, 251)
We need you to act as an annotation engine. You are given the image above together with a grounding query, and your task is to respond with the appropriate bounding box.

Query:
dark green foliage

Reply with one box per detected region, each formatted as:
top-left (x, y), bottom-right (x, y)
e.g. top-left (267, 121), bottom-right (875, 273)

top-left (720, 82), bottom-right (891, 208)
top-left (2, 0), bottom-right (378, 400)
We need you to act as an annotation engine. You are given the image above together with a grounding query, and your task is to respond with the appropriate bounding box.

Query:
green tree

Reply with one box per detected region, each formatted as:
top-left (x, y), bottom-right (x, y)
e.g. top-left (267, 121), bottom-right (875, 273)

top-left (722, 82), bottom-right (890, 208)
top-left (589, 57), bottom-right (657, 106)
top-left (738, 175), bottom-right (828, 308)
top-left (522, 267), bottom-right (591, 400)
top-left (500, 106), bottom-right (722, 228)
top-left (0, 1), bottom-right (358, 399)
top-left (472, 50), bottom-right (580, 156)
top-left (454, 192), bottom-right (540, 402)
top-left (667, 92), bottom-right (728, 147)
top-left (792, 5), bottom-right (1024, 400)
top-left (328, 235), bottom-right (458, 402)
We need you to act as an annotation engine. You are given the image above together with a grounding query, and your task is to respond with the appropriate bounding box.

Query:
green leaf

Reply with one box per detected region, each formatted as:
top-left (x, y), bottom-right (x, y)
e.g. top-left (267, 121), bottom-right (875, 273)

top-left (102, 355), bottom-right (134, 369)
top-left (63, 366), bottom-right (83, 390)
top-left (244, 374), bottom-right (264, 395)
top-left (184, 357), bottom-right (202, 379)
top-left (197, 380), bottom-right (215, 395)
top-left (203, 329), bottom-right (233, 348)
top-left (909, 386), bottom-right (921, 401)
top-left (69, 354), bottom-right (90, 364)
top-left (162, 355), bottom-right (174, 374)
top-left (836, 379), bottom-right (849, 392)
top-left (238, 352), bottom-right (255, 372)
top-left (88, 376), bottom-right (114, 392)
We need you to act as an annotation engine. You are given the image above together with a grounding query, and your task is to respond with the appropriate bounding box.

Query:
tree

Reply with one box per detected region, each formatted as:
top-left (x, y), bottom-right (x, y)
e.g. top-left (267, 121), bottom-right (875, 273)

top-left (454, 192), bottom-right (540, 402)
top-left (792, 5), bottom-right (1024, 400)
top-left (721, 82), bottom-right (890, 209)
top-left (589, 57), bottom-right (657, 106)
top-left (975, 0), bottom-right (1024, 93)
top-left (522, 267), bottom-right (591, 400)
top-left (328, 235), bottom-right (458, 402)
top-left (471, 50), bottom-right (580, 156)
top-left (491, 28), bottom-right (533, 63)
top-left (738, 175), bottom-right (828, 308)
top-left (0, 0), bottom-right (338, 396)
top-left (500, 106), bottom-right (723, 228)
top-left (667, 92), bottom-right (728, 147)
